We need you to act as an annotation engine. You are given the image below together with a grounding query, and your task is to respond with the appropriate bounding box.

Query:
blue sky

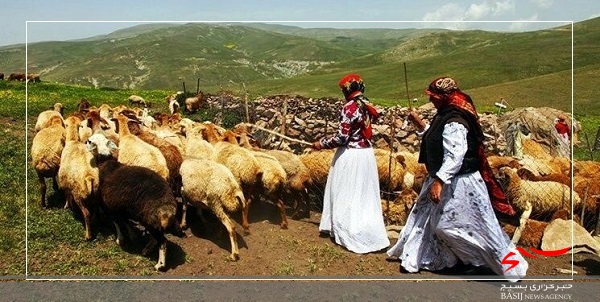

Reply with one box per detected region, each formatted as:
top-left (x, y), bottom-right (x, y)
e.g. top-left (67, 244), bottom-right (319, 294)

top-left (2, 0), bottom-right (599, 46)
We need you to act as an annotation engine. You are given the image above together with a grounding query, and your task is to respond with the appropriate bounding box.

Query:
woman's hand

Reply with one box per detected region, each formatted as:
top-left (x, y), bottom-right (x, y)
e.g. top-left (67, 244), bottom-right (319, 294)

top-left (429, 177), bottom-right (443, 203)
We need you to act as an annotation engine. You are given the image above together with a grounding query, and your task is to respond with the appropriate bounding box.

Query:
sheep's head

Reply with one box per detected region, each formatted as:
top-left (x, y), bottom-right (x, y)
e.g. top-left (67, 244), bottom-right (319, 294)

top-left (86, 133), bottom-right (118, 159)
top-left (496, 166), bottom-right (518, 189)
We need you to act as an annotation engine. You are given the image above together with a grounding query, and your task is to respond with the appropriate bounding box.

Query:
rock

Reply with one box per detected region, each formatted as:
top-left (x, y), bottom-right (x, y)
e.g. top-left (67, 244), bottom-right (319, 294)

top-left (541, 219), bottom-right (600, 256)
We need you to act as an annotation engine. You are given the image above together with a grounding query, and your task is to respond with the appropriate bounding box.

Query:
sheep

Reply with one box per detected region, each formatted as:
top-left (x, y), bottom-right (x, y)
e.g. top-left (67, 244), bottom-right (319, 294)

top-left (112, 114), bottom-right (170, 181)
top-left (77, 98), bottom-right (91, 115)
top-left (57, 115), bottom-right (100, 240)
top-left (178, 122), bottom-right (215, 159)
top-left (8, 73), bottom-right (26, 81)
top-left (517, 167), bottom-right (570, 186)
top-left (168, 97), bottom-right (180, 115)
top-left (124, 113), bottom-right (184, 223)
top-left (27, 73), bottom-right (41, 83)
top-left (381, 188), bottom-right (418, 226)
top-left (184, 92), bottom-right (203, 113)
top-left (30, 115), bottom-right (65, 207)
top-left (86, 133), bottom-right (182, 271)
top-left (204, 124), bottom-right (262, 233)
top-left (128, 95), bottom-right (147, 107)
top-left (34, 103), bottom-right (64, 132)
top-left (180, 157), bottom-right (245, 261)
top-left (247, 150), bottom-right (289, 229)
top-left (574, 160), bottom-right (600, 178)
top-left (265, 149), bottom-right (313, 219)
top-left (374, 148), bottom-right (408, 194)
top-left (496, 166), bottom-right (582, 244)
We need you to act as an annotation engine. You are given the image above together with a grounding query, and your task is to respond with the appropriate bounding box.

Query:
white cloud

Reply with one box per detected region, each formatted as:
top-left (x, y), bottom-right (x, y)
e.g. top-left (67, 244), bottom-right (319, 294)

top-left (422, 3), bottom-right (465, 21)
top-left (508, 14), bottom-right (539, 31)
top-left (423, 1), bottom-right (515, 22)
top-left (531, 0), bottom-right (553, 9)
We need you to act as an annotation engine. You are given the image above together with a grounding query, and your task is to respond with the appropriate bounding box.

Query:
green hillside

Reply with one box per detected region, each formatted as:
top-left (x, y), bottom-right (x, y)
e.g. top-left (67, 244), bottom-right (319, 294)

top-left (0, 18), bottom-right (597, 115)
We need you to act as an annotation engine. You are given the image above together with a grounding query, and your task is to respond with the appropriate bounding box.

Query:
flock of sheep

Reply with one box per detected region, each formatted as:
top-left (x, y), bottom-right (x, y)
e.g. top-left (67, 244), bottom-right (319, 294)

top-left (30, 94), bottom-right (600, 272)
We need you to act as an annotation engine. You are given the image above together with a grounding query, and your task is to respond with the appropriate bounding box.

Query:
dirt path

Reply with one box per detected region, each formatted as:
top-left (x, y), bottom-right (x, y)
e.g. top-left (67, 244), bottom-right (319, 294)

top-left (151, 203), bottom-right (600, 278)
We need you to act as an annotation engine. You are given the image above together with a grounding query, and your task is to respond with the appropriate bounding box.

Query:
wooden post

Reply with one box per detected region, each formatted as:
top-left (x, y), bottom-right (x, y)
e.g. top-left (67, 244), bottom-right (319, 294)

top-left (242, 82), bottom-right (249, 123)
top-left (281, 98), bottom-right (288, 136)
top-left (196, 78), bottom-right (200, 95)
top-left (182, 81), bottom-right (187, 94)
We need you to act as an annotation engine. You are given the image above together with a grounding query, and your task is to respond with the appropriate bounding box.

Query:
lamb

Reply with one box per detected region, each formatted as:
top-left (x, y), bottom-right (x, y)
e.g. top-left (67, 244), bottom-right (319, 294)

top-left (180, 157), bottom-right (245, 261)
top-left (34, 103), bottom-right (64, 132)
top-left (30, 115), bottom-right (65, 207)
top-left (128, 95), bottom-right (147, 107)
top-left (496, 166), bottom-right (582, 244)
top-left (57, 115), bottom-right (100, 240)
top-left (86, 133), bottom-right (182, 271)
top-left (112, 114), bottom-right (169, 181)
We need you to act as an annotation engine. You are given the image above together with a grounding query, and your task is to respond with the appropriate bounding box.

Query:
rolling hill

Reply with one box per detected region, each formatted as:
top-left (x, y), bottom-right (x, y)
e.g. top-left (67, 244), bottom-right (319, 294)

top-left (0, 18), bottom-right (598, 114)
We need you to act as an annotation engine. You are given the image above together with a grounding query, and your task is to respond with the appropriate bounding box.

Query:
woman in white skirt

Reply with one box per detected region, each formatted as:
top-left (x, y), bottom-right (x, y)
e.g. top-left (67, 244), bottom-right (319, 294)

top-left (387, 77), bottom-right (528, 281)
top-left (311, 73), bottom-right (390, 254)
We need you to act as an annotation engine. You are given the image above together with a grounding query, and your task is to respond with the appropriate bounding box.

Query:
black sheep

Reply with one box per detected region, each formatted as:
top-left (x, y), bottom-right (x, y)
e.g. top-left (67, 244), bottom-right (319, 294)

top-left (86, 133), bottom-right (182, 271)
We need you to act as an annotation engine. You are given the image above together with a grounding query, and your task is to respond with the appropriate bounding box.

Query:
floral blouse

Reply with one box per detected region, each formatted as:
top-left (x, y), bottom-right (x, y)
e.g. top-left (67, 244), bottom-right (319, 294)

top-left (319, 96), bottom-right (373, 149)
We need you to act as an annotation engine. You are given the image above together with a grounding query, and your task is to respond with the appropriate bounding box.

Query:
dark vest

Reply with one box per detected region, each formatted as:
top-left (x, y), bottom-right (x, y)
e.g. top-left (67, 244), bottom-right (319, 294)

top-left (418, 106), bottom-right (480, 176)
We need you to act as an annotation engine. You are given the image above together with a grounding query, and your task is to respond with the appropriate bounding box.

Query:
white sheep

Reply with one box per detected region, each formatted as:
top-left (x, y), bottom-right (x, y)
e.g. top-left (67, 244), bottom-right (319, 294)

top-left (30, 114), bottom-right (65, 207)
top-left (180, 157), bottom-right (246, 261)
top-left (128, 95), bottom-right (147, 107)
top-left (496, 166), bottom-right (582, 244)
top-left (34, 103), bottom-right (64, 132)
top-left (57, 115), bottom-right (100, 240)
top-left (113, 114), bottom-right (170, 181)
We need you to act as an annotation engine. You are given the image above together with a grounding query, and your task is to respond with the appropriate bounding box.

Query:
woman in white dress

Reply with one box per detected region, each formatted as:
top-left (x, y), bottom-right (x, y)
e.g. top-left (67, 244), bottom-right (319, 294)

top-left (311, 74), bottom-right (390, 254)
top-left (387, 77), bottom-right (528, 280)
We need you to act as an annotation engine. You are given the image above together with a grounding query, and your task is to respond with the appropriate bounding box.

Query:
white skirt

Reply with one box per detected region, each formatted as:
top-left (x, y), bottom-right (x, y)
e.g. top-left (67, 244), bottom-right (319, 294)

top-left (387, 172), bottom-right (528, 281)
top-left (319, 147), bottom-right (390, 254)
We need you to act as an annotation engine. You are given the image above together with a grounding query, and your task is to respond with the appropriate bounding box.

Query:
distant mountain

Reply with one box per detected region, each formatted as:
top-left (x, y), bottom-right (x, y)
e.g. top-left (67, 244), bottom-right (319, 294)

top-left (0, 18), bottom-right (598, 104)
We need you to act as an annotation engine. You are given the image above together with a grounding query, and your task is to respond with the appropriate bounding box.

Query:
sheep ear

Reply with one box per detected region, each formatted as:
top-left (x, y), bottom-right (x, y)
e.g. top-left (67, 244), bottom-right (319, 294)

top-left (107, 140), bottom-right (118, 151)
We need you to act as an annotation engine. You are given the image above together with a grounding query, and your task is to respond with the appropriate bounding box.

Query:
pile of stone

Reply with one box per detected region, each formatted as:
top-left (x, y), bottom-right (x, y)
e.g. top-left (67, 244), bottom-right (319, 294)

top-left (203, 94), bottom-right (509, 154)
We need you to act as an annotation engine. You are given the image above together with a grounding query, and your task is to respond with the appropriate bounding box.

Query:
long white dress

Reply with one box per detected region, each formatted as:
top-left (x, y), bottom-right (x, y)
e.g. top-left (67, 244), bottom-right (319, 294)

top-left (386, 122), bottom-right (528, 280)
top-left (319, 147), bottom-right (390, 254)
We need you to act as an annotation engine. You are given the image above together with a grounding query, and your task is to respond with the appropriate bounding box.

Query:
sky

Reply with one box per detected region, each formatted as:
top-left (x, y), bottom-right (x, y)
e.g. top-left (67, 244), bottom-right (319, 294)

top-left (1, 0), bottom-right (599, 46)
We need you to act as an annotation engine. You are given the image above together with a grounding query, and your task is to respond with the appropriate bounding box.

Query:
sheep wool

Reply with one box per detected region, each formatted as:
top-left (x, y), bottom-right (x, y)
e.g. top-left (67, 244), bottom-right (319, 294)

top-left (180, 157), bottom-right (245, 261)
top-left (31, 115), bottom-right (65, 207)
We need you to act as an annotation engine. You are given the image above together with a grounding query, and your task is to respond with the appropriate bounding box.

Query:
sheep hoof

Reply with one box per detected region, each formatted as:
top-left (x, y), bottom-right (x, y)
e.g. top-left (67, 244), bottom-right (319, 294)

top-left (229, 254), bottom-right (240, 261)
top-left (280, 224), bottom-right (288, 230)
top-left (243, 229), bottom-right (251, 236)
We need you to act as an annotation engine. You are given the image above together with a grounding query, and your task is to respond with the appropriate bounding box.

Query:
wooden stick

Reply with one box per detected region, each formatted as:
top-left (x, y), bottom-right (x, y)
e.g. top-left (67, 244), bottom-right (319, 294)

top-left (243, 123), bottom-right (313, 146)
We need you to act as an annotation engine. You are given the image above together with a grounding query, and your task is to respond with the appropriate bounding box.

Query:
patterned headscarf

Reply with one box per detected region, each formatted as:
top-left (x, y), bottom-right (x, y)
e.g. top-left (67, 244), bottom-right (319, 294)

top-left (338, 73), bottom-right (365, 100)
top-left (426, 76), bottom-right (478, 119)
